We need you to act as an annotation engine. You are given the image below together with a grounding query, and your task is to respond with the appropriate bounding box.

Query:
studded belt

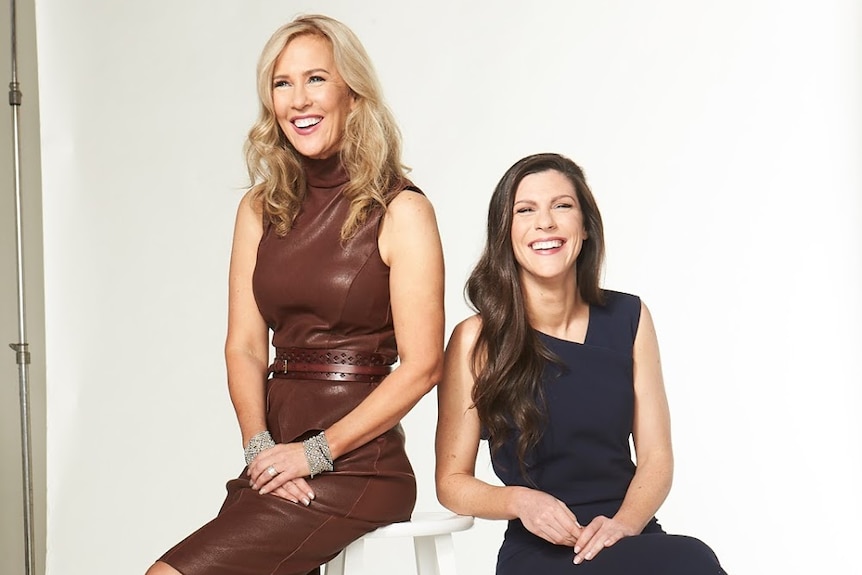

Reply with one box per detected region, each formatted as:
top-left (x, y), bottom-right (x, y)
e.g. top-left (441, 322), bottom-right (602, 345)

top-left (268, 347), bottom-right (394, 382)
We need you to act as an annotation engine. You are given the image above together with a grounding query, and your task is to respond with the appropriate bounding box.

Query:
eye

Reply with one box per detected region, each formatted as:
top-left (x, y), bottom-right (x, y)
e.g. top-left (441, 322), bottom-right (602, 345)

top-left (273, 79), bottom-right (291, 89)
top-left (308, 75), bottom-right (325, 84)
top-left (515, 206), bottom-right (534, 214)
top-left (554, 202), bottom-right (573, 210)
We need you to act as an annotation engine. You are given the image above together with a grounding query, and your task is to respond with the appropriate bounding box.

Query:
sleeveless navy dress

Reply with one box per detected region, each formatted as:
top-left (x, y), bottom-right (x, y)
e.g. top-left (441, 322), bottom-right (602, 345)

top-left (491, 291), bottom-right (727, 574)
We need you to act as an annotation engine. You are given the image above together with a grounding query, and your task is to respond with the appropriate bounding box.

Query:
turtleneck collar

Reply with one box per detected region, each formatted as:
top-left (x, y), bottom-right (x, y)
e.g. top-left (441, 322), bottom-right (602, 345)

top-left (302, 154), bottom-right (349, 189)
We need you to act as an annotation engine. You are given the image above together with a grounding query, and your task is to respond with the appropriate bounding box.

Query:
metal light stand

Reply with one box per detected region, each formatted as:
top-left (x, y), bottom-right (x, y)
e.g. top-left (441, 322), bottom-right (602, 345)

top-left (7, 0), bottom-right (36, 574)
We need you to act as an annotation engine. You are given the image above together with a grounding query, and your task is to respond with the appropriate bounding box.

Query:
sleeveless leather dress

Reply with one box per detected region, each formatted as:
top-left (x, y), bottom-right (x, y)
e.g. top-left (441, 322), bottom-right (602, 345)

top-left (159, 155), bottom-right (418, 575)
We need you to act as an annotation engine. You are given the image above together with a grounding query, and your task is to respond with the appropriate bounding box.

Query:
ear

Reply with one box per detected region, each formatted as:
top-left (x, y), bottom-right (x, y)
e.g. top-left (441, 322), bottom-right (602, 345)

top-left (349, 90), bottom-right (359, 111)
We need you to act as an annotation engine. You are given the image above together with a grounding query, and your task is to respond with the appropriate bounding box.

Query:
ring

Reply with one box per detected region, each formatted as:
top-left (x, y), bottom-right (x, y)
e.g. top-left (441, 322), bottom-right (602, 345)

top-left (267, 465), bottom-right (278, 477)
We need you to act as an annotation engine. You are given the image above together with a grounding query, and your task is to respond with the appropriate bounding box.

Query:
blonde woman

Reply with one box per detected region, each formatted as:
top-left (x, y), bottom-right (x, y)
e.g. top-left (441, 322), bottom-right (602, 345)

top-left (147, 14), bottom-right (443, 575)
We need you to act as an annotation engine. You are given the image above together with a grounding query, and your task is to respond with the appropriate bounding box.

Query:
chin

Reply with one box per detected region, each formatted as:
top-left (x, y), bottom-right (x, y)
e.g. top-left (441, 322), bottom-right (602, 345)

top-left (302, 147), bottom-right (337, 160)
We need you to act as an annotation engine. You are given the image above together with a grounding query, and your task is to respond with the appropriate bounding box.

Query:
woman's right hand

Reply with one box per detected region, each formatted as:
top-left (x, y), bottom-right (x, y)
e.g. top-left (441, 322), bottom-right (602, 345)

top-left (248, 444), bottom-right (317, 505)
top-left (510, 486), bottom-right (583, 546)
top-left (269, 477), bottom-right (316, 506)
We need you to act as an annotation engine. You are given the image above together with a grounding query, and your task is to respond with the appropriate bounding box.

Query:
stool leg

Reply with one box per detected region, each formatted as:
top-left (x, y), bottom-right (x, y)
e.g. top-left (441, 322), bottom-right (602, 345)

top-left (324, 537), bottom-right (366, 575)
top-left (414, 534), bottom-right (458, 575)
top-left (324, 549), bottom-right (345, 575)
top-left (341, 537), bottom-right (366, 575)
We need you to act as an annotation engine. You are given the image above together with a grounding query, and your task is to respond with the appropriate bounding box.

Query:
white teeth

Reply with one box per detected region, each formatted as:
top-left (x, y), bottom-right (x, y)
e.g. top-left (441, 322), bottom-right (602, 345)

top-left (531, 240), bottom-right (563, 250)
top-left (294, 117), bottom-right (321, 128)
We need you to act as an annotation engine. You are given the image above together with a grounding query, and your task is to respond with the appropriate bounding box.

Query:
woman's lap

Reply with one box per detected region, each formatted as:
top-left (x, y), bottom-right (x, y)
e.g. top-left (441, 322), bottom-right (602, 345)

top-left (159, 428), bottom-right (415, 575)
top-left (498, 531), bottom-right (726, 575)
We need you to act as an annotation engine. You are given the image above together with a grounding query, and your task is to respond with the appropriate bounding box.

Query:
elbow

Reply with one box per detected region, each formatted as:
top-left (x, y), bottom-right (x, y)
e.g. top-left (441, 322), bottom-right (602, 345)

top-left (401, 354), bottom-right (443, 395)
top-left (661, 448), bottom-right (674, 489)
top-left (420, 348), bottom-right (444, 392)
top-left (665, 454), bottom-right (674, 493)
top-left (424, 361), bottom-right (444, 393)
top-left (639, 448), bottom-right (674, 494)
top-left (435, 476), bottom-right (462, 515)
top-left (434, 468), bottom-right (480, 517)
top-left (224, 335), bottom-right (268, 365)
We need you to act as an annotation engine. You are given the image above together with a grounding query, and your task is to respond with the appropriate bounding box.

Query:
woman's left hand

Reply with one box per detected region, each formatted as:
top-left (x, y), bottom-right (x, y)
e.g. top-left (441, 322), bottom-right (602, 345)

top-left (247, 442), bottom-right (312, 495)
top-left (572, 515), bottom-right (638, 565)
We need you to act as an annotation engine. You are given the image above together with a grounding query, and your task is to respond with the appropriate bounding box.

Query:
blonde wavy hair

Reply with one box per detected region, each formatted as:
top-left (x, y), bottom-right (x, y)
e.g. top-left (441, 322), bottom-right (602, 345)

top-left (245, 14), bottom-right (407, 239)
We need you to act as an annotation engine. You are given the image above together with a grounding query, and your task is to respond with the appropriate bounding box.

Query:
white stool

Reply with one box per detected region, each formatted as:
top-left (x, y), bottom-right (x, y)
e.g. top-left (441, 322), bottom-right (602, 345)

top-left (324, 511), bottom-right (474, 575)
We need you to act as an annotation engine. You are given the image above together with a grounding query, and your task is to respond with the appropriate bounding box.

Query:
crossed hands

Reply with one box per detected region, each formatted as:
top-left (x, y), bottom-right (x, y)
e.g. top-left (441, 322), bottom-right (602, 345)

top-left (246, 442), bottom-right (315, 506)
top-left (512, 487), bottom-right (638, 565)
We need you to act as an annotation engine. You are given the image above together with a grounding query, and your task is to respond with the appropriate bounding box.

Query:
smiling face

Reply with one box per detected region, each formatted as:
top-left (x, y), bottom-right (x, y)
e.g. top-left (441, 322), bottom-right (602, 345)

top-left (510, 169), bottom-right (589, 285)
top-left (271, 34), bottom-right (356, 160)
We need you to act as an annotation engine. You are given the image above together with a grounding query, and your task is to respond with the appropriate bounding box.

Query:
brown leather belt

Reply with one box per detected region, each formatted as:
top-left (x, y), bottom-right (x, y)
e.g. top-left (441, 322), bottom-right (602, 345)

top-left (268, 347), bottom-right (393, 382)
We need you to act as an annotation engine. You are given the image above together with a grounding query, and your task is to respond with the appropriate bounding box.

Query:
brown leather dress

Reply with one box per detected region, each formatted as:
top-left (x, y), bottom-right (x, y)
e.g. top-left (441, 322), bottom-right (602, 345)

top-left (159, 155), bottom-right (418, 575)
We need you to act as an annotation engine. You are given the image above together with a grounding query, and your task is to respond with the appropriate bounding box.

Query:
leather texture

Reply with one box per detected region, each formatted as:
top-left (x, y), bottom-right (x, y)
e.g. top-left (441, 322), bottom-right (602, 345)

top-left (159, 155), bottom-right (420, 575)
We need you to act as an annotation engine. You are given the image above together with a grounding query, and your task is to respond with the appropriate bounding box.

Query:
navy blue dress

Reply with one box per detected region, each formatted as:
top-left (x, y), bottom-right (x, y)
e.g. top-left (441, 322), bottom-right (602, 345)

top-left (490, 291), bottom-right (726, 574)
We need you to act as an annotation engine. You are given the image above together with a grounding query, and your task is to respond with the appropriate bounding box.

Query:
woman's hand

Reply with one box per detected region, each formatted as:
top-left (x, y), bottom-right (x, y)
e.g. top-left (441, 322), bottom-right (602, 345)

top-left (511, 486), bottom-right (583, 546)
top-left (268, 478), bottom-right (316, 506)
top-left (572, 515), bottom-right (638, 564)
top-left (247, 443), bottom-right (313, 498)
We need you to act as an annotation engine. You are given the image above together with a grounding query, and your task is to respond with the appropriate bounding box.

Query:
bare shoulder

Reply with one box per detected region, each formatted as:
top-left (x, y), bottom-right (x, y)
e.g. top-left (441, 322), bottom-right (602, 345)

top-left (232, 190), bottom-right (265, 237)
top-left (379, 188), bottom-right (441, 266)
top-left (452, 314), bottom-right (482, 341)
top-left (637, 299), bottom-right (657, 335)
top-left (633, 298), bottom-right (662, 365)
top-left (639, 298), bottom-right (653, 317)
top-left (237, 189), bottom-right (263, 216)
top-left (384, 188), bottom-right (436, 224)
top-left (448, 315), bottom-right (483, 354)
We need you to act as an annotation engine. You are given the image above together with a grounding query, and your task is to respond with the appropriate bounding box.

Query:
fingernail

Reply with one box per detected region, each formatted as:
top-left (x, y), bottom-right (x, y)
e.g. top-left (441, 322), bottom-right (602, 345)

top-left (302, 498), bottom-right (310, 506)
top-left (251, 483), bottom-right (257, 490)
top-left (573, 556), bottom-right (582, 565)
top-left (574, 546), bottom-right (581, 554)
top-left (585, 553), bottom-right (593, 560)
top-left (307, 492), bottom-right (315, 500)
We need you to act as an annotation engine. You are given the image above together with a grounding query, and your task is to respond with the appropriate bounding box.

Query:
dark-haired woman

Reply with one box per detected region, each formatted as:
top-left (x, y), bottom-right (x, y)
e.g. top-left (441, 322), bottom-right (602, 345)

top-left (435, 153), bottom-right (726, 574)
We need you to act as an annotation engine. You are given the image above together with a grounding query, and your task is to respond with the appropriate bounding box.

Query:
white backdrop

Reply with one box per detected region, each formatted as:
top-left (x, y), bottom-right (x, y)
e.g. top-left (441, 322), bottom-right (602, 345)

top-left (32, 1), bottom-right (860, 574)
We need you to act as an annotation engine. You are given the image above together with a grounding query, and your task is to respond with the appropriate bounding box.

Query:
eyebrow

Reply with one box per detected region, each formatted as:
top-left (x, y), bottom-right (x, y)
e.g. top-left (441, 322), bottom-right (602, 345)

top-left (513, 194), bottom-right (577, 205)
top-left (273, 67), bottom-right (331, 79)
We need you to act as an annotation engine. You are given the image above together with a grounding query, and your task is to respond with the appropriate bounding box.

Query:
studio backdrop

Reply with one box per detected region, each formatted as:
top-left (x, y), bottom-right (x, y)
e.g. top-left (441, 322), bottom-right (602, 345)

top-left (6, 1), bottom-right (860, 574)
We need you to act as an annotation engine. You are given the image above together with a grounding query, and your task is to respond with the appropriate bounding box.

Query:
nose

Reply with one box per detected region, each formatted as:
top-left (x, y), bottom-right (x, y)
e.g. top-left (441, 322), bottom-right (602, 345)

top-left (535, 208), bottom-right (556, 230)
top-left (291, 84), bottom-right (311, 110)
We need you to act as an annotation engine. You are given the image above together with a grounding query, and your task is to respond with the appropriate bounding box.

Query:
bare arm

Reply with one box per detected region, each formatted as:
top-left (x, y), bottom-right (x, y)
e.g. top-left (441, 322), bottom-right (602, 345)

top-left (224, 191), bottom-right (270, 446)
top-left (574, 300), bottom-right (673, 563)
top-left (614, 301), bottom-right (674, 528)
top-left (248, 190), bottom-right (445, 492)
top-left (325, 190), bottom-right (445, 456)
top-left (435, 317), bottom-right (582, 546)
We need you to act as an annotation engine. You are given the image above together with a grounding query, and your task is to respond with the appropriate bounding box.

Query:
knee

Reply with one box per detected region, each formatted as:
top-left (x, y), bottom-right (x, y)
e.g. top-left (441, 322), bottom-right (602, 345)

top-left (145, 561), bottom-right (179, 575)
top-left (673, 535), bottom-right (724, 568)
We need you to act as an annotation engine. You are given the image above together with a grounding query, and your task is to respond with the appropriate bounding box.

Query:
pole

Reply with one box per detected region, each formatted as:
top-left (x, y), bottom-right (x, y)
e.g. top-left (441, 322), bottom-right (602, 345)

top-left (7, 0), bottom-right (36, 573)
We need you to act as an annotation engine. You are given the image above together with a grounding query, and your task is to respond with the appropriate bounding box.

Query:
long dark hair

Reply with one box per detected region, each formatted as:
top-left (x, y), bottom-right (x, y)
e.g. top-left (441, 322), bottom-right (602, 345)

top-left (467, 153), bottom-right (606, 470)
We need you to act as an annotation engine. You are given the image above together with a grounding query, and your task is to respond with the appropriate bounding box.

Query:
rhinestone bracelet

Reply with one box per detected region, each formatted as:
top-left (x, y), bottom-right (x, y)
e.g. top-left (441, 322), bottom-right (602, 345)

top-left (244, 430), bottom-right (276, 465)
top-left (303, 431), bottom-right (334, 477)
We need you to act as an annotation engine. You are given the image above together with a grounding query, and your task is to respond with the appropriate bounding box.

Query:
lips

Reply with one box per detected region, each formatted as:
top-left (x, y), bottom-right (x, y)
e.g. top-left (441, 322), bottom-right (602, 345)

top-left (292, 116), bottom-right (322, 129)
top-left (530, 239), bottom-right (564, 251)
